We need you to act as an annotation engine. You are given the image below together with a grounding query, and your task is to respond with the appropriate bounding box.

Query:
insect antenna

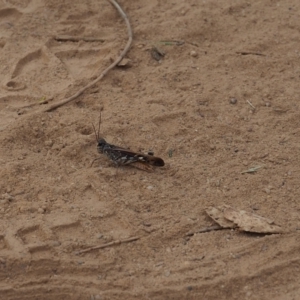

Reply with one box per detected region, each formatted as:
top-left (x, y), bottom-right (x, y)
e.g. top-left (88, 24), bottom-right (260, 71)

top-left (97, 110), bottom-right (102, 140)
top-left (92, 123), bottom-right (98, 143)
top-left (92, 110), bottom-right (102, 142)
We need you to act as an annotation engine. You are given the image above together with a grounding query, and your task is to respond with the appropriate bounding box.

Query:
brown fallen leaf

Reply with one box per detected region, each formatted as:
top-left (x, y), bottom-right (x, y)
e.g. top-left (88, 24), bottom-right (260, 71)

top-left (205, 206), bottom-right (236, 229)
top-left (205, 205), bottom-right (283, 234)
top-left (223, 205), bottom-right (283, 233)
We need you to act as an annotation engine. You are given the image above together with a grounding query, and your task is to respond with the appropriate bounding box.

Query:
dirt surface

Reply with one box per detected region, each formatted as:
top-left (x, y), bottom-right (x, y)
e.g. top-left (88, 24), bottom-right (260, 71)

top-left (1, 0), bottom-right (300, 299)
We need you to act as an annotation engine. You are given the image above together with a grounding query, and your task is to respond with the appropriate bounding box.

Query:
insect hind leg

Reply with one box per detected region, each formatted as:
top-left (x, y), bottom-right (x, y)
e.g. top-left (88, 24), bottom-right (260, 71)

top-left (90, 157), bottom-right (102, 167)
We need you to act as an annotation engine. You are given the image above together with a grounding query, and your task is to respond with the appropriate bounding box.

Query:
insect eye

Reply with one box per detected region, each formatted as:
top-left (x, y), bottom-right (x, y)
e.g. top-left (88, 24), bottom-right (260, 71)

top-left (98, 138), bottom-right (106, 148)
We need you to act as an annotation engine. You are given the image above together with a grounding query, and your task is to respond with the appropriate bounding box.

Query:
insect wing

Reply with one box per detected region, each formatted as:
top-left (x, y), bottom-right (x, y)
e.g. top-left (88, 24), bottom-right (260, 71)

top-left (117, 147), bottom-right (164, 166)
top-left (102, 146), bottom-right (141, 165)
top-left (130, 161), bottom-right (154, 172)
top-left (104, 146), bottom-right (164, 167)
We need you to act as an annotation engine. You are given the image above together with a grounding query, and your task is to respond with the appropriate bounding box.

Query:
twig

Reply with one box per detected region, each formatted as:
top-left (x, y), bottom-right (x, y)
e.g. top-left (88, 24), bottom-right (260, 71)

top-left (76, 236), bottom-right (140, 254)
top-left (241, 165), bottom-right (263, 174)
top-left (186, 225), bottom-right (223, 236)
top-left (159, 40), bottom-right (184, 46)
top-left (17, 96), bottom-right (52, 113)
top-left (246, 99), bottom-right (256, 110)
top-left (236, 51), bottom-right (265, 56)
top-left (44, 0), bottom-right (133, 112)
top-left (54, 35), bottom-right (105, 43)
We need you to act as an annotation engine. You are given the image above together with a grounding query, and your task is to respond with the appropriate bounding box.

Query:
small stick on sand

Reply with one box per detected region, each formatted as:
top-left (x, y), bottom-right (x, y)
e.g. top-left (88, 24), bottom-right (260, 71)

top-left (44, 0), bottom-right (133, 112)
top-left (241, 165), bottom-right (263, 174)
top-left (54, 35), bottom-right (105, 43)
top-left (246, 99), bottom-right (256, 110)
top-left (236, 51), bottom-right (265, 56)
top-left (76, 236), bottom-right (140, 254)
top-left (186, 225), bottom-right (223, 236)
top-left (159, 40), bottom-right (184, 46)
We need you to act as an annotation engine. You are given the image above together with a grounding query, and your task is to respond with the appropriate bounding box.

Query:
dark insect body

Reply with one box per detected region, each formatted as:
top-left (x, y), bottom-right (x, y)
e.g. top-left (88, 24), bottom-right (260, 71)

top-left (92, 114), bottom-right (164, 171)
top-left (97, 138), bottom-right (164, 169)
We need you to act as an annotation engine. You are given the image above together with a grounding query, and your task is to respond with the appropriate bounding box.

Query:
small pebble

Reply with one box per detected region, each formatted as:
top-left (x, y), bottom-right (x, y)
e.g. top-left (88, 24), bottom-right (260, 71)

top-left (230, 98), bottom-right (237, 104)
top-left (117, 58), bottom-right (131, 67)
top-left (164, 270), bottom-right (171, 277)
top-left (151, 46), bottom-right (165, 61)
top-left (190, 50), bottom-right (198, 57)
top-left (37, 208), bottom-right (45, 214)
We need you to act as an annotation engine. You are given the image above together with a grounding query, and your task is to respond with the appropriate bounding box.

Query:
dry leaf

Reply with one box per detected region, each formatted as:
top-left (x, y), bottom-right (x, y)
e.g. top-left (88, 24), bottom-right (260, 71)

top-left (206, 205), bottom-right (283, 234)
top-left (223, 206), bottom-right (283, 233)
top-left (205, 206), bottom-right (236, 229)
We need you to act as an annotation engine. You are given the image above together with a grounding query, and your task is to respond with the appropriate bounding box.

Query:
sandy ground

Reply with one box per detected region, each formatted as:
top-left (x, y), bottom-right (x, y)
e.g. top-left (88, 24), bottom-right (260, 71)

top-left (1, 0), bottom-right (300, 299)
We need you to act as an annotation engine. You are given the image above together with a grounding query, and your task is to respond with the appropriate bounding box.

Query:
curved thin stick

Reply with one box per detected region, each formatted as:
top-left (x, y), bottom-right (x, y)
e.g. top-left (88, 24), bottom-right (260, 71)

top-left (44, 0), bottom-right (133, 112)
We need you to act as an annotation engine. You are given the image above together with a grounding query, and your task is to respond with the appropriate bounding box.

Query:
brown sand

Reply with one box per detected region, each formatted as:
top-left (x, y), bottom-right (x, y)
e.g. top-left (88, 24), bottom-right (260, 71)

top-left (1, 0), bottom-right (300, 299)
